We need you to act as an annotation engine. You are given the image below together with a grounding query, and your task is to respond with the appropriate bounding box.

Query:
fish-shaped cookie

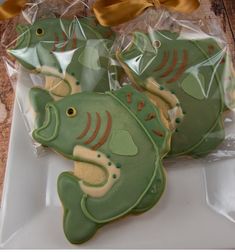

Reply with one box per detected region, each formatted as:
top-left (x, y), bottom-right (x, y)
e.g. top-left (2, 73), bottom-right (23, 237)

top-left (8, 16), bottom-right (122, 98)
top-left (29, 83), bottom-right (182, 244)
top-left (117, 31), bottom-right (235, 157)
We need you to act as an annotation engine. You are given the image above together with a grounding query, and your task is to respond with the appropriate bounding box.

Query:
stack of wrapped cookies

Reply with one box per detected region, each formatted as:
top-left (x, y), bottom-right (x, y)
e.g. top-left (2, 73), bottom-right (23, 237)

top-left (3, 0), bottom-right (235, 244)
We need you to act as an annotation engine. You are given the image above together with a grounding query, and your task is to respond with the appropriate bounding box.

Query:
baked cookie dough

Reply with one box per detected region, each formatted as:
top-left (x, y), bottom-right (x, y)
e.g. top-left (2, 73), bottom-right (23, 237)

top-left (30, 84), bottom-right (180, 243)
top-left (9, 16), bottom-right (122, 98)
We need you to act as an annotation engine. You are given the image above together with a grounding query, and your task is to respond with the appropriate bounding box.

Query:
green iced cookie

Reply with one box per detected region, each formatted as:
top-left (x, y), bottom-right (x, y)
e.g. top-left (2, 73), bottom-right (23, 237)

top-left (30, 85), bottom-right (172, 244)
top-left (8, 16), bottom-right (122, 96)
top-left (118, 31), bottom-right (234, 157)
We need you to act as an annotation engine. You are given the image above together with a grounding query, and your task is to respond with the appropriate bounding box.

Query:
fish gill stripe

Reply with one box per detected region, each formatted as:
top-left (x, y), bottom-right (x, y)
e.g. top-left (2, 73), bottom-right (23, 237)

top-left (51, 32), bottom-right (59, 52)
top-left (84, 112), bottom-right (101, 145)
top-left (160, 49), bottom-right (178, 78)
top-left (92, 111), bottom-right (112, 150)
top-left (167, 49), bottom-right (188, 83)
top-left (77, 112), bottom-right (92, 140)
top-left (72, 32), bottom-right (77, 49)
top-left (61, 31), bottom-right (67, 52)
top-left (154, 51), bottom-right (169, 72)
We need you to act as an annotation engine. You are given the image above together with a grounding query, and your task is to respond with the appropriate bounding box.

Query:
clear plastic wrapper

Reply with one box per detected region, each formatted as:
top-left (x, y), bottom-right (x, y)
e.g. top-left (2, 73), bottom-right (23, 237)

top-left (1, 1), bottom-right (235, 245)
top-left (113, 8), bottom-right (235, 159)
top-left (2, 3), bottom-right (234, 160)
top-left (1, 0), bottom-right (124, 153)
top-left (111, 9), bottom-right (235, 223)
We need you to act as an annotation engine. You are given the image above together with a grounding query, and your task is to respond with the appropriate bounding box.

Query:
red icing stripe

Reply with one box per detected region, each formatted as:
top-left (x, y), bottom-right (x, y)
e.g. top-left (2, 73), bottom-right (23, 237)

top-left (154, 51), bottom-right (169, 72)
top-left (77, 112), bottom-right (91, 140)
top-left (61, 31), bottom-right (67, 52)
top-left (126, 93), bottom-right (132, 104)
top-left (92, 111), bottom-right (112, 150)
top-left (72, 32), bottom-right (77, 49)
top-left (138, 100), bottom-right (145, 111)
top-left (167, 49), bottom-right (188, 84)
top-left (152, 130), bottom-right (164, 137)
top-left (160, 49), bottom-right (178, 78)
top-left (84, 112), bottom-right (101, 145)
top-left (51, 32), bottom-right (59, 52)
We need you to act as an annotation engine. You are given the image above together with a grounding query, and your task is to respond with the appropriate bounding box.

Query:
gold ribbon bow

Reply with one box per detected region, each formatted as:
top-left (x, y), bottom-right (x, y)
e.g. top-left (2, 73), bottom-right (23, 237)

top-left (0, 0), bottom-right (27, 21)
top-left (93, 0), bottom-right (200, 26)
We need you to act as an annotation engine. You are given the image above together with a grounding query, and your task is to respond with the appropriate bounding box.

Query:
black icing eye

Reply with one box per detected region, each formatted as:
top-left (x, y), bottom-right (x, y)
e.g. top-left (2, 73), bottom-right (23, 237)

top-left (66, 107), bottom-right (77, 118)
top-left (36, 28), bottom-right (44, 36)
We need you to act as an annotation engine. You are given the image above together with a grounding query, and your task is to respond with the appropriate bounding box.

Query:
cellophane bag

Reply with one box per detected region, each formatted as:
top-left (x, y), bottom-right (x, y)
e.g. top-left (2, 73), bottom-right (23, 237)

top-left (112, 8), bottom-right (235, 160)
top-left (1, 0), bottom-right (235, 237)
top-left (0, 0), bottom-right (124, 154)
top-left (110, 7), bottom-right (235, 222)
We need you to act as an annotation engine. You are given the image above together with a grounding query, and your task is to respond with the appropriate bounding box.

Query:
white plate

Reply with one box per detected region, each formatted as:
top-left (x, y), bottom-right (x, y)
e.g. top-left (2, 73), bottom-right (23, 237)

top-left (1, 90), bottom-right (235, 249)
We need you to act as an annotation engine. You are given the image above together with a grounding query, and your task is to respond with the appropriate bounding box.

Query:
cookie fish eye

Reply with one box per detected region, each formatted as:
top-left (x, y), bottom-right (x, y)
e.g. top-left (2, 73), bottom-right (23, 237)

top-left (66, 107), bottom-right (77, 118)
top-left (153, 40), bottom-right (161, 48)
top-left (36, 28), bottom-right (44, 36)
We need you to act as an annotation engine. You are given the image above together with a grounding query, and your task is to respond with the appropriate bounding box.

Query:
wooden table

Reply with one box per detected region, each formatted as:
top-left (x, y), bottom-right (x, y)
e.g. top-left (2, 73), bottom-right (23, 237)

top-left (0, 0), bottom-right (234, 199)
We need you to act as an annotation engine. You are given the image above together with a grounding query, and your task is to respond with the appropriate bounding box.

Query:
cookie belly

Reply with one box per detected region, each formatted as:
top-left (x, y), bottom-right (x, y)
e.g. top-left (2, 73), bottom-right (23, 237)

top-left (81, 147), bottom-right (161, 223)
top-left (74, 161), bottom-right (107, 186)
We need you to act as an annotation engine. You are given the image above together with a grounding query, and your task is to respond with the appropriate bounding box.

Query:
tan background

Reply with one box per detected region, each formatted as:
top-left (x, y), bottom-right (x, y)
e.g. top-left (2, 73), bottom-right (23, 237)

top-left (0, 0), bottom-right (235, 199)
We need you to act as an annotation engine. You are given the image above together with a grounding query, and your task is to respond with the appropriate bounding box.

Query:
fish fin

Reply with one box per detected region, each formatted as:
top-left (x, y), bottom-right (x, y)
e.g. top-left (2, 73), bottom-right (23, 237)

top-left (132, 162), bottom-right (166, 214)
top-left (189, 119), bottom-right (225, 157)
top-left (78, 46), bottom-right (101, 70)
top-left (57, 172), bottom-right (99, 244)
top-left (45, 76), bottom-right (71, 98)
top-left (181, 73), bottom-right (206, 100)
top-left (109, 130), bottom-right (138, 156)
top-left (29, 87), bottom-right (54, 128)
top-left (73, 146), bottom-right (121, 198)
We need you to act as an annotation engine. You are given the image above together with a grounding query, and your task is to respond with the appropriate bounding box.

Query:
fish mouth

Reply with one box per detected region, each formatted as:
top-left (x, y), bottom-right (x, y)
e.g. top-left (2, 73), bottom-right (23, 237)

top-left (32, 103), bottom-right (60, 145)
top-left (16, 24), bottom-right (30, 49)
top-left (7, 24), bottom-right (30, 54)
